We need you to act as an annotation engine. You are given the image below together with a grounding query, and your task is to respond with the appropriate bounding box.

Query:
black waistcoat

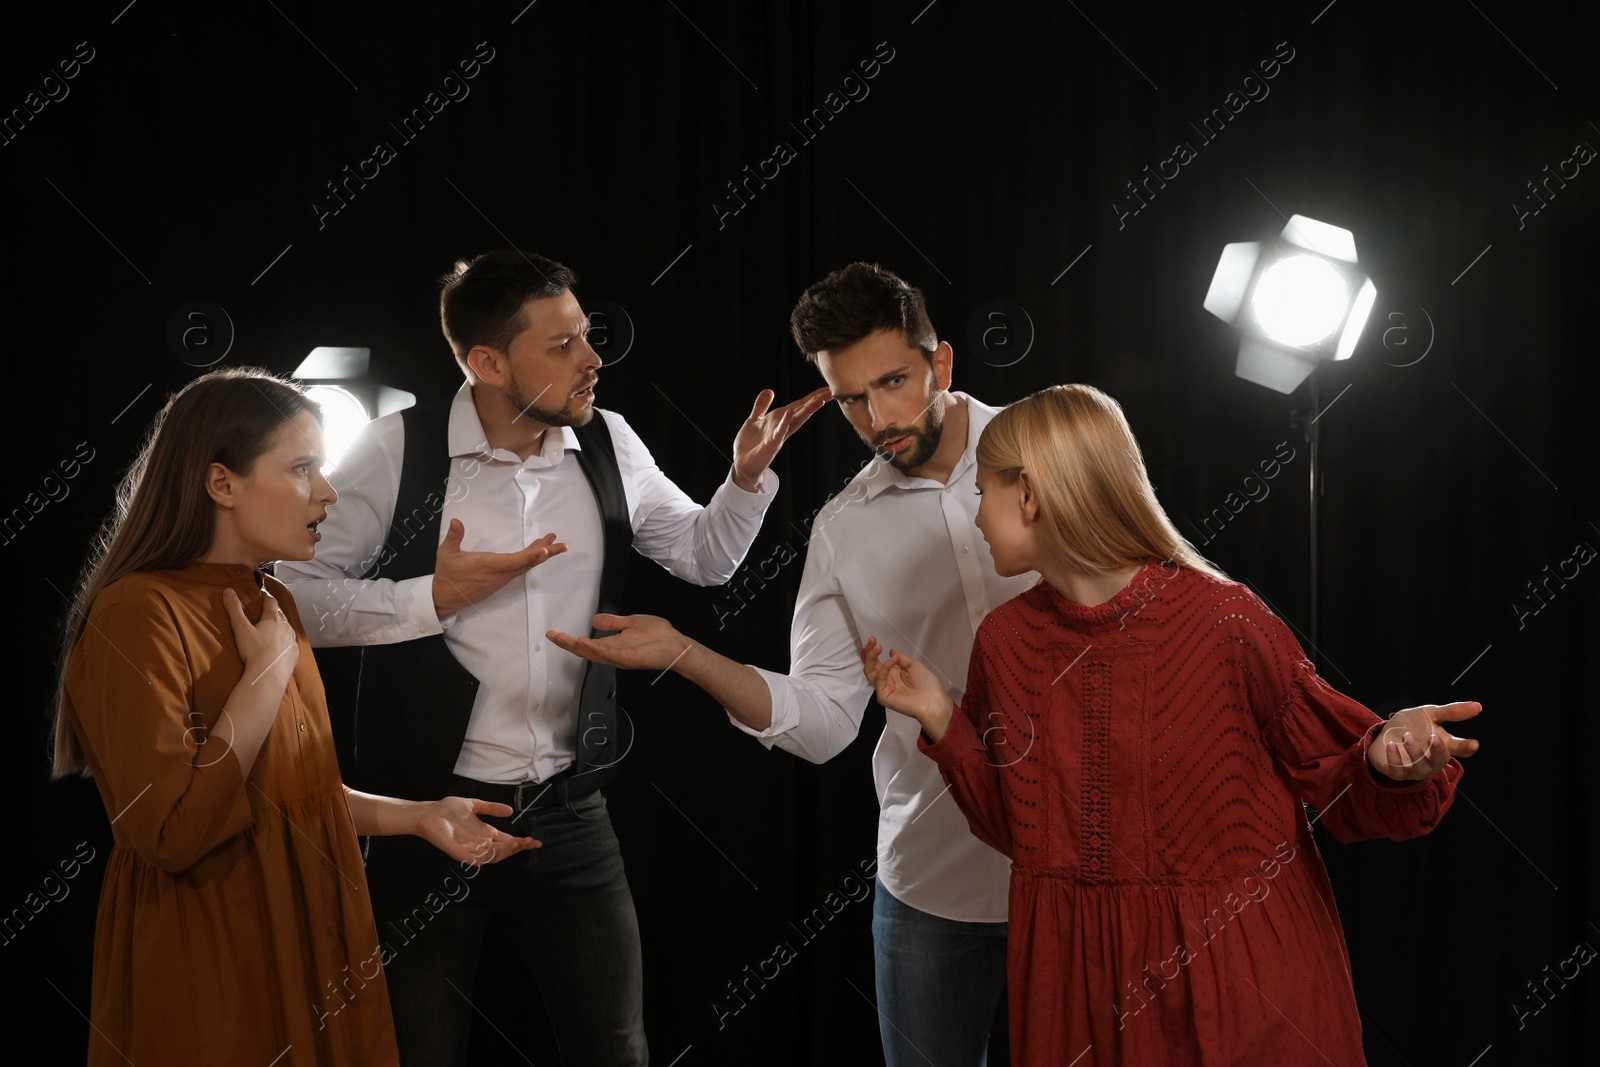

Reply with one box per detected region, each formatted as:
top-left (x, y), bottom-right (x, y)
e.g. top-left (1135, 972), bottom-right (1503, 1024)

top-left (315, 398), bottom-right (634, 801)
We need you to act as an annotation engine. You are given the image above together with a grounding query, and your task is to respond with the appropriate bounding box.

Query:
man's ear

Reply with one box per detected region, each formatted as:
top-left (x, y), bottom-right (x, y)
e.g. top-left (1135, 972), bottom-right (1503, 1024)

top-left (931, 340), bottom-right (954, 392)
top-left (1017, 469), bottom-right (1041, 523)
top-left (466, 345), bottom-right (509, 389)
top-left (204, 462), bottom-right (239, 509)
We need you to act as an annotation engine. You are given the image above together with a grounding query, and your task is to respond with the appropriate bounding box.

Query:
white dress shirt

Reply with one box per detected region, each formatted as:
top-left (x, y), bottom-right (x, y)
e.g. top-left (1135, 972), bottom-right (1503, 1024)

top-left (731, 393), bottom-right (1037, 922)
top-left (281, 381), bottom-right (777, 784)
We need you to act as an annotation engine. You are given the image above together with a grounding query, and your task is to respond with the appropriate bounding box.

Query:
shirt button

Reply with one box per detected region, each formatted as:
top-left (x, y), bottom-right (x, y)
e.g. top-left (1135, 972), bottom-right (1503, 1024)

top-left (533, 642), bottom-right (542, 652)
top-left (526, 519), bottom-right (533, 527)
top-left (531, 700), bottom-right (541, 711)
top-left (962, 545), bottom-right (971, 554)
top-left (529, 578), bottom-right (538, 588)
top-left (418, 626), bottom-right (428, 635)
top-left (945, 485), bottom-right (953, 493)
top-left (298, 722), bottom-right (306, 732)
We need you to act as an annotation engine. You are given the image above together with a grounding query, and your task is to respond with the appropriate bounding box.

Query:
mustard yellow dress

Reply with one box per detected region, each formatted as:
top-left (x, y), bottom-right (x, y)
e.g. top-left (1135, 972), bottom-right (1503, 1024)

top-left (64, 563), bottom-right (399, 1066)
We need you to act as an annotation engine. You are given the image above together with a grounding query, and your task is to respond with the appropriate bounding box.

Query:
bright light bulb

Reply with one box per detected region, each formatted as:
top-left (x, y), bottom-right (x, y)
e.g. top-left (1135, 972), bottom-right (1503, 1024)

top-left (305, 385), bottom-right (370, 473)
top-left (1252, 255), bottom-right (1350, 348)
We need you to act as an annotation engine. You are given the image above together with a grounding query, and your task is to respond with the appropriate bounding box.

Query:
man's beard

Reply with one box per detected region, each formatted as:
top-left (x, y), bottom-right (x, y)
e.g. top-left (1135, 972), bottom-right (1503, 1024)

top-left (870, 396), bottom-right (946, 471)
top-left (507, 371), bottom-right (595, 428)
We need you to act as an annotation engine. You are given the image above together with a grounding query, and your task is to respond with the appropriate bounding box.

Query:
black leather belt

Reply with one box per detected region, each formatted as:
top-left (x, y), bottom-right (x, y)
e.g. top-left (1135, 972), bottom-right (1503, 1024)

top-left (450, 767), bottom-right (605, 819)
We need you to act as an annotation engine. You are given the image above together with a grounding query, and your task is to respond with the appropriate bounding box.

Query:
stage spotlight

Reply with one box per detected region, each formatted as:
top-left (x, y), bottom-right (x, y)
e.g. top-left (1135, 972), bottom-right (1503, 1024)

top-left (292, 346), bottom-right (415, 473)
top-left (304, 384), bottom-right (368, 472)
top-left (1204, 215), bottom-right (1377, 393)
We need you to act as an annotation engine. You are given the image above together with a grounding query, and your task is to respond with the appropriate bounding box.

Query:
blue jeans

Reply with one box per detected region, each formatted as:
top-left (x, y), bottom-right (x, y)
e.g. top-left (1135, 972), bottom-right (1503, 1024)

top-left (364, 791), bottom-right (647, 1067)
top-left (872, 878), bottom-right (1009, 1067)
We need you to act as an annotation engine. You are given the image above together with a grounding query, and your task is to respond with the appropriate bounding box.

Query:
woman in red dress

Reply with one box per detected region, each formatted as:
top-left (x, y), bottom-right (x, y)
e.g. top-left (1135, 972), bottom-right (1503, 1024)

top-left (861, 384), bottom-right (1480, 1066)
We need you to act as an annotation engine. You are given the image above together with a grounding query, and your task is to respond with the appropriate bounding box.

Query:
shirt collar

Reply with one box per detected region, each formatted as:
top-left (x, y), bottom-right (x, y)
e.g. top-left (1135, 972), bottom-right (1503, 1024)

top-left (860, 391), bottom-right (999, 501)
top-left (447, 380), bottom-right (582, 462)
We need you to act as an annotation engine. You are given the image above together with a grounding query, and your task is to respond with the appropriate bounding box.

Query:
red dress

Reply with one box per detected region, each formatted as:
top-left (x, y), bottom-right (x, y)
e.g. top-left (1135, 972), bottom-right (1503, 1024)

top-left (920, 560), bottom-right (1461, 1066)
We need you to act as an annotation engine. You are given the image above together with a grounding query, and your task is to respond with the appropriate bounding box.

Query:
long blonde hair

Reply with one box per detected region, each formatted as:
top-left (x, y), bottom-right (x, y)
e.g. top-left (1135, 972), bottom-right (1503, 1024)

top-left (50, 368), bottom-right (321, 779)
top-left (977, 384), bottom-right (1227, 581)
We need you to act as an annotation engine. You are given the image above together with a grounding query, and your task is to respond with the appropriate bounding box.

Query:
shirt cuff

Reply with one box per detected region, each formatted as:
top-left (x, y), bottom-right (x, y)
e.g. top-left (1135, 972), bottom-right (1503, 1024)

top-left (725, 665), bottom-right (792, 746)
top-left (724, 467), bottom-right (779, 509)
top-left (392, 574), bottom-right (450, 639)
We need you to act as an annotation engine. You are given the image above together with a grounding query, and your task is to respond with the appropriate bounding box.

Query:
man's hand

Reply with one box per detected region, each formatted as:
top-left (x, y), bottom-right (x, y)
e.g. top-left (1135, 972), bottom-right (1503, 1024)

top-left (547, 613), bottom-right (691, 672)
top-left (1368, 701), bottom-right (1483, 782)
top-left (433, 518), bottom-right (567, 618)
top-left (550, 615), bottom-right (777, 731)
top-left (731, 386), bottom-right (832, 492)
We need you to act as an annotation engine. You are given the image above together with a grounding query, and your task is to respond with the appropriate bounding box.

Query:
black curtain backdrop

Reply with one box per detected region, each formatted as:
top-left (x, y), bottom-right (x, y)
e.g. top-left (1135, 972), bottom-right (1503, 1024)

top-left (4, 1), bottom-right (1596, 1064)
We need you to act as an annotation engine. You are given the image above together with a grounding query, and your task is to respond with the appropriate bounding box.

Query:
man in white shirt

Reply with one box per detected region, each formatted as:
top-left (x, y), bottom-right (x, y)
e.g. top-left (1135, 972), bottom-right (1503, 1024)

top-left (550, 262), bottom-right (1034, 1066)
top-left (280, 249), bottom-right (828, 1067)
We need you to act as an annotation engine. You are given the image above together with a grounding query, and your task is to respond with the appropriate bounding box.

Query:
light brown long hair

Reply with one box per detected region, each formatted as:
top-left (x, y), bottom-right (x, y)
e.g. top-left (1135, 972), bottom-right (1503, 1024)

top-left (50, 367), bottom-right (321, 779)
top-left (977, 384), bottom-right (1227, 581)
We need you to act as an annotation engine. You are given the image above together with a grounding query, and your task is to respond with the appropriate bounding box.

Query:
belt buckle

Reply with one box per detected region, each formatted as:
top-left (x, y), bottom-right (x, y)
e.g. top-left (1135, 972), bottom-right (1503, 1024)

top-left (512, 779), bottom-right (547, 818)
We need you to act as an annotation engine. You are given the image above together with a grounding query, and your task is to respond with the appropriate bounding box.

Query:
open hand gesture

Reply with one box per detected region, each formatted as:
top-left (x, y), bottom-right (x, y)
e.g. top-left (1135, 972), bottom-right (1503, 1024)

top-left (433, 518), bottom-right (567, 617)
top-left (416, 797), bottom-right (540, 865)
top-left (731, 386), bottom-right (832, 492)
top-left (547, 613), bottom-right (691, 672)
top-left (1368, 701), bottom-right (1483, 781)
top-left (860, 637), bottom-right (956, 742)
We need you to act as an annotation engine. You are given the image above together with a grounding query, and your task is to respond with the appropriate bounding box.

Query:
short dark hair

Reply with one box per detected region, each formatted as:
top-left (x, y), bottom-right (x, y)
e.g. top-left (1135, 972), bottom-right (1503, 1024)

top-left (439, 250), bottom-right (578, 375)
top-left (789, 262), bottom-right (937, 364)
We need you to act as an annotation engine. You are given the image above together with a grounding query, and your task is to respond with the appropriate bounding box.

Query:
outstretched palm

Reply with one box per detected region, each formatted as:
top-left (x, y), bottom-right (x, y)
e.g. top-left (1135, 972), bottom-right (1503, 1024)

top-left (416, 797), bottom-right (539, 865)
top-left (547, 613), bottom-right (690, 672)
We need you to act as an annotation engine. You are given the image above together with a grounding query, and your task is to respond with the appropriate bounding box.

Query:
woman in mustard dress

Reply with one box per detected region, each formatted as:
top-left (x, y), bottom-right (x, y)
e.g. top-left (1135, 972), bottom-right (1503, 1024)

top-left (51, 367), bottom-right (537, 1066)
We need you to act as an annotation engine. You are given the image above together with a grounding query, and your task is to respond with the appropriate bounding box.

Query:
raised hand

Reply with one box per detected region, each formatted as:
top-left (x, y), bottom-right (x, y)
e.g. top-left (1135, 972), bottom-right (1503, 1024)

top-left (221, 586), bottom-right (302, 775)
top-left (415, 797), bottom-right (540, 865)
top-left (1368, 701), bottom-right (1483, 782)
top-left (433, 518), bottom-right (567, 617)
top-left (547, 613), bottom-right (691, 672)
top-left (224, 587), bottom-right (299, 691)
top-left (731, 386), bottom-right (832, 492)
top-left (860, 637), bottom-right (955, 741)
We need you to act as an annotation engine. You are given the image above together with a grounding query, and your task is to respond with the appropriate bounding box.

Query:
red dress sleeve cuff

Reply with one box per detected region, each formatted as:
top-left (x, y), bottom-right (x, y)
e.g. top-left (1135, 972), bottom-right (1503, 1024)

top-left (919, 705), bottom-right (984, 768)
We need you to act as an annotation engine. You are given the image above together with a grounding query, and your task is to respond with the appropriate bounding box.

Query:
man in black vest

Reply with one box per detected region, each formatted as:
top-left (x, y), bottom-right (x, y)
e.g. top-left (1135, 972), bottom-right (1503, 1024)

top-left (282, 249), bottom-right (828, 1067)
